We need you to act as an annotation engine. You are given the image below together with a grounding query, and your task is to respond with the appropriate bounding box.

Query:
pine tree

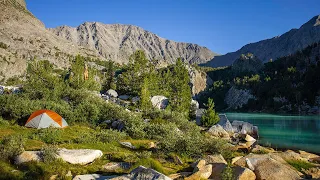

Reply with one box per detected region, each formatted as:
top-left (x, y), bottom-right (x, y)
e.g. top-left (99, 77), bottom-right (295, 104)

top-left (117, 50), bottom-right (151, 95)
top-left (140, 76), bottom-right (152, 112)
top-left (169, 58), bottom-right (191, 113)
top-left (104, 61), bottom-right (116, 90)
top-left (201, 98), bottom-right (220, 127)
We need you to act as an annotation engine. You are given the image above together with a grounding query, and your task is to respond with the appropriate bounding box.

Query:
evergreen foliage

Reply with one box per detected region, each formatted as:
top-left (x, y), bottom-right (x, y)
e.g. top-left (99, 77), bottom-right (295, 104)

top-left (201, 98), bottom-right (220, 127)
top-left (201, 42), bottom-right (320, 113)
top-left (139, 76), bottom-right (152, 112)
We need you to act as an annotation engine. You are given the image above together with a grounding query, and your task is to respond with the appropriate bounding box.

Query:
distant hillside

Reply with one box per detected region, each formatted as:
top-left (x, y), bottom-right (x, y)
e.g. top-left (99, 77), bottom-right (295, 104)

top-left (49, 23), bottom-right (217, 64)
top-left (200, 42), bottom-right (320, 114)
top-left (204, 15), bottom-right (320, 67)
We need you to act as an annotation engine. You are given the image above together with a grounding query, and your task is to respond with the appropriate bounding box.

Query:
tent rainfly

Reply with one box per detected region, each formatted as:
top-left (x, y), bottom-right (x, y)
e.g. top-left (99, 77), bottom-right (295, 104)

top-left (25, 110), bottom-right (68, 129)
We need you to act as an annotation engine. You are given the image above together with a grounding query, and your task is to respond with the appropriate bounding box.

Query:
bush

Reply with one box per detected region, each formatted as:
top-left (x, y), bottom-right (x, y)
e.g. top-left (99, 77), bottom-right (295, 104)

top-left (221, 165), bottom-right (234, 180)
top-left (41, 145), bottom-right (58, 163)
top-left (0, 135), bottom-right (25, 161)
top-left (31, 128), bottom-right (62, 144)
top-left (96, 129), bottom-right (127, 143)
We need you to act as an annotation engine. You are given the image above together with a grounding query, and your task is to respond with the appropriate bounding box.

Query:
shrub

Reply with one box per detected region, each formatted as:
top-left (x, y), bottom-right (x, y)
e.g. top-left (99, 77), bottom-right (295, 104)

top-left (221, 165), bottom-right (234, 180)
top-left (31, 128), bottom-right (62, 144)
top-left (41, 145), bottom-right (58, 163)
top-left (96, 129), bottom-right (127, 143)
top-left (0, 135), bottom-right (25, 161)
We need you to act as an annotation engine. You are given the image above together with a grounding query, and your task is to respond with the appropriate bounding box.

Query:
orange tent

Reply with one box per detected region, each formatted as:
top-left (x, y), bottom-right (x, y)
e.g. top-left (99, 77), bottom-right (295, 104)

top-left (25, 110), bottom-right (68, 129)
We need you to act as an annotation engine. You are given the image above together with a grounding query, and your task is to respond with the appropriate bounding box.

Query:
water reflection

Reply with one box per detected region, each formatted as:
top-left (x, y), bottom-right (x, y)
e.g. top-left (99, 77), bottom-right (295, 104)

top-left (226, 113), bottom-right (320, 153)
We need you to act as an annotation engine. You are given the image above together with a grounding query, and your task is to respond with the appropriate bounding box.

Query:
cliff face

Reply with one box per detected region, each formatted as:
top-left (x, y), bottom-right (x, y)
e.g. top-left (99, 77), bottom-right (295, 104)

top-left (224, 86), bottom-right (255, 110)
top-left (187, 66), bottom-right (213, 96)
top-left (205, 15), bottom-right (320, 67)
top-left (49, 23), bottom-right (218, 64)
top-left (0, 0), bottom-right (100, 80)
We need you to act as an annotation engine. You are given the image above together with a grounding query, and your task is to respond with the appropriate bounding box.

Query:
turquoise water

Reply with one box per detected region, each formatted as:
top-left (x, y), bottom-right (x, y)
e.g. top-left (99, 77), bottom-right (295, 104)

top-left (225, 113), bottom-right (320, 153)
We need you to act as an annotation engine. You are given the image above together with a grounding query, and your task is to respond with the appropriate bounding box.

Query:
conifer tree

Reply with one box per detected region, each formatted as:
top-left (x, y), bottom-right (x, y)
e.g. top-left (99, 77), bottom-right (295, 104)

top-left (201, 98), bottom-right (220, 127)
top-left (169, 58), bottom-right (191, 113)
top-left (140, 76), bottom-right (152, 112)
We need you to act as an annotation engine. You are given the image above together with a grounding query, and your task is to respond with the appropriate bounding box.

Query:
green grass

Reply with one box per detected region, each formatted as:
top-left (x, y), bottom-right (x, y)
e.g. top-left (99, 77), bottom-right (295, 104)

top-left (0, 123), bottom-right (190, 179)
top-left (286, 160), bottom-right (315, 172)
top-left (130, 158), bottom-right (168, 175)
top-left (121, 139), bottom-right (155, 149)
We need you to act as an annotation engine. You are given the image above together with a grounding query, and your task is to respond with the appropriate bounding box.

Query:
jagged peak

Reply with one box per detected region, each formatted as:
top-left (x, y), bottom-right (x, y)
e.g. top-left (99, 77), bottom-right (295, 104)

top-left (300, 15), bottom-right (320, 28)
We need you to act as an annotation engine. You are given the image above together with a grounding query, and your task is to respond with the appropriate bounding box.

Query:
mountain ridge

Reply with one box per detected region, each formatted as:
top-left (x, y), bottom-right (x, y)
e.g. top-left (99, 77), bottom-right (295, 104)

top-left (49, 22), bottom-right (218, 64)
top-left (204, 15), bottom-right (320, 67)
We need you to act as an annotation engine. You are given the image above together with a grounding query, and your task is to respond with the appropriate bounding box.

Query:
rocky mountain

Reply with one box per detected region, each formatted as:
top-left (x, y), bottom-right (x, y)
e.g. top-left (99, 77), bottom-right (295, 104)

top-left (49, 23), bottom-right (217, 64)
top-left (205, 15), bottom-right (320, 67)
top-left (0, 0), bottom-right (100, 80)
top-left (231, 53), bottom-right (263, 74)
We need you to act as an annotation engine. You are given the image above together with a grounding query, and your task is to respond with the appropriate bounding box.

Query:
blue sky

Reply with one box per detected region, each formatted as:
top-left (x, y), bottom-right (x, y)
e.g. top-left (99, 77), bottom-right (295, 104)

top-left (26, 0), bottom-right (319, 55)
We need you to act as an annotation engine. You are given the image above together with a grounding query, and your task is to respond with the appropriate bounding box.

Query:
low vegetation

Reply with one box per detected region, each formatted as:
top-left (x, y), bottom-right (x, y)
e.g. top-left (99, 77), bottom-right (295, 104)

top-left (286, 160), bottom-right (316, 172)
top-left (0, 51), bottom-right (230, 179)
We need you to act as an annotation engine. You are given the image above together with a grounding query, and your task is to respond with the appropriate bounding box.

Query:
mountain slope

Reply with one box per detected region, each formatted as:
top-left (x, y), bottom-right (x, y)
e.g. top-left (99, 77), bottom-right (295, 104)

top-left (49, 23), bottom-right (217, 64)
top-left (0, 0), bottom-right (99, 80)
top-left (204, 15), bottom-right (320, 67)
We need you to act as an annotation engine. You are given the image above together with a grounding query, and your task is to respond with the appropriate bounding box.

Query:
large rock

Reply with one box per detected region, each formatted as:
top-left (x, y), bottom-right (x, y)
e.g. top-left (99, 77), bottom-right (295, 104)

top-left (231, 156), bottom-right (243, 165)
top-left (245, 134), bottom-right (256, 142)
top-left (187, 65), bottom-right (213, 96)
top-left (298, 150), bottom-right (320, 163)
top-left (103, 162), bottom-right (131, 172)
top-left (195, 109), bottom-right (205, 126)
top-left (107, 89), bottom-right (118, 98)
top-left (15, 151), bottom-right (42, 164)
top-left (231, 120), bottom-right (258, 137)
top-left (205, 154), bottom-right (227, 165)
top-left (274, 150), bottom-right (306, 161)
top-left (73, 174), bottom-right (118, 180)
top-left (233, 166), bottom-right (256, 180)
top-left (234, 154), bottom-right (301, 180)
top-left (303, 167), bottom-right (320, 179)
top-left (119, 142), bottom-right (136, 149)
top-left (204, 155), bottom-right (227, 179)
top-left (151, 96), bottom-right (169, 109)
top-left (57, 149), bottom-right (103, 165)
top-left (251, 145), bottom-right (275, 154)
top-left (193, 159), bottom-right (206, 172)
top-left (191, 99), bottom-right (200, 109)
top-left (254, 158), bottom-right (301, 180)
top-left (112, 166), bottom-right (172, 180)
top-left (111, 120), bottom-right (125, 131)
top-left (208, 124), bottom-right (230, 139)
top-left (119, 95), bottom-right (130, 100)
top-left (186, 164), bottom-right (212, 180)
top-left (217, 114), bottom-right (234, 133)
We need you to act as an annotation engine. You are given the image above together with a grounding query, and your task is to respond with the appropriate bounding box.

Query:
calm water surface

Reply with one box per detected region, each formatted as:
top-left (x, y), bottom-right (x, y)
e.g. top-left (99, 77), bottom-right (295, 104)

top-left (225, 113), bottom-right (320, 153)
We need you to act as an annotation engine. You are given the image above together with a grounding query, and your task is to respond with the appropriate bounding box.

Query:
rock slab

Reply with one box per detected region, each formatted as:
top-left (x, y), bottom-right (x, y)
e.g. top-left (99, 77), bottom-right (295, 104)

top-left (58, 149), bottom-right (103, 165)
